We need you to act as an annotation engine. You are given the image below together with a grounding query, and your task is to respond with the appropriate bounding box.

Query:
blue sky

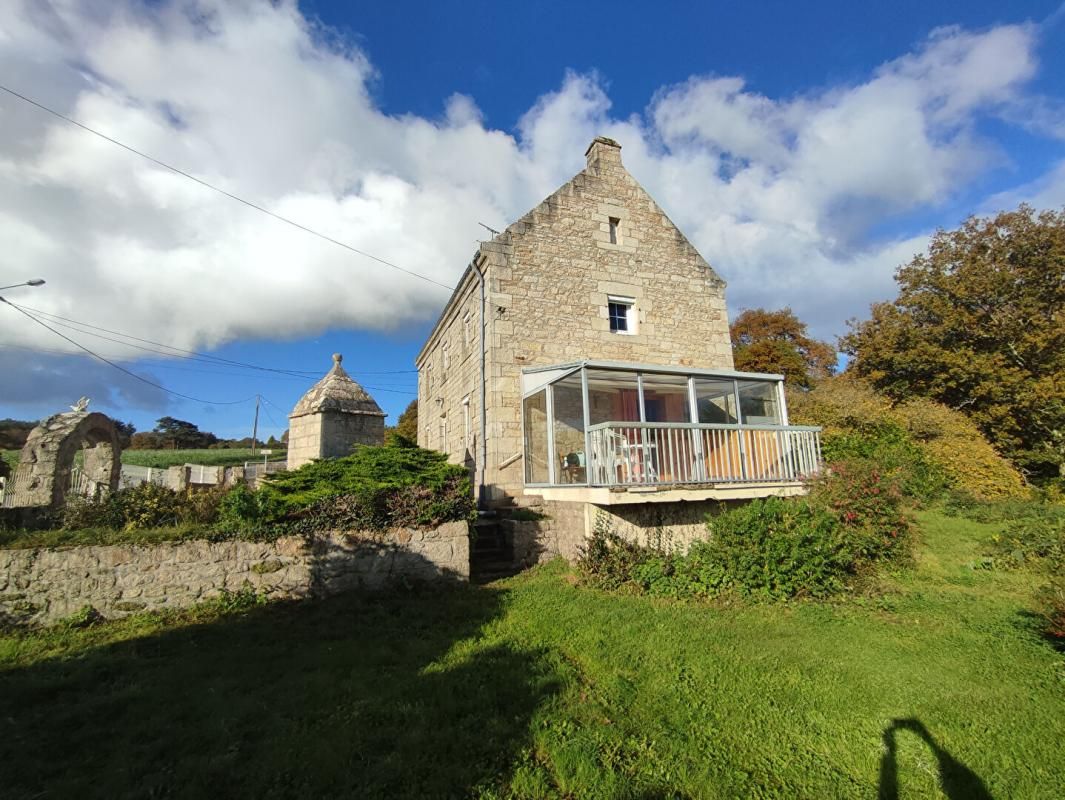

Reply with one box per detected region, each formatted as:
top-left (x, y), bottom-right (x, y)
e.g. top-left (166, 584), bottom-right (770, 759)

top-left (1, 0), bottom-right (1064, 441)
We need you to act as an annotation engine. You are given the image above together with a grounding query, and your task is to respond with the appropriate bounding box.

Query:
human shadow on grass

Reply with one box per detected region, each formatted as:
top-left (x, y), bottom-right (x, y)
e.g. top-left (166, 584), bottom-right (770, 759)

top-left (877, 718), bottom-right (992, 800)
top-left (0, 556), bottom-right (560, 799)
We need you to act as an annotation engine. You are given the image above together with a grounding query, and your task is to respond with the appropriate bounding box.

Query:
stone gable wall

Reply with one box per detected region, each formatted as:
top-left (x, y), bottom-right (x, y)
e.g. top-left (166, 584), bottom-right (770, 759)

top-left (417, 140), bottom-right (734, 505)
top-left (418, 143), bottom-right (733, 506)
top-left (0, 521), bottom-right (469, 626)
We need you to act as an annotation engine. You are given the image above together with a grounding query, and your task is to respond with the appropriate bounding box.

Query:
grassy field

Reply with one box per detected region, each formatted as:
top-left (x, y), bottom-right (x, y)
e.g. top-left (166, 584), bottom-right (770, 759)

top-left (2, 447), bottom-right (285, 470)
top-left (121, 448), bottom-right (286, 468)
top-left (1, 510), bottom-right (1062, 798)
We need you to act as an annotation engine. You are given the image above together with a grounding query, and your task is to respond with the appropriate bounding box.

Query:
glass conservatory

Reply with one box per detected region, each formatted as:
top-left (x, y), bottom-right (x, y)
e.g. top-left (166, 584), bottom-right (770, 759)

top-left (521, 360), bottom-right (822, 489)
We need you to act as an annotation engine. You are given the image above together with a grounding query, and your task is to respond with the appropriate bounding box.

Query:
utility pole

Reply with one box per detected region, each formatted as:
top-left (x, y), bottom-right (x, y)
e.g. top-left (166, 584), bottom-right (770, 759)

top-left (251, 394), bottom-right (260, 451)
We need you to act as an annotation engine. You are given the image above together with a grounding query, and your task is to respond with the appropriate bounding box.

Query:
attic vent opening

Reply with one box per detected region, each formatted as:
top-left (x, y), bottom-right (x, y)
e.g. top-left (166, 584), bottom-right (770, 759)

top-left (608, 217), bottom-right (620, 244)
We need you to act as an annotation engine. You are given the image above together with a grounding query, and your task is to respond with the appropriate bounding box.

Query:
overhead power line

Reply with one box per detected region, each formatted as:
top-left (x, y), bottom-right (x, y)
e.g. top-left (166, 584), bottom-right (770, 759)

top-left (11, 302), bottom-right (317, 375)
top-left (0, 298), bottom-right (258, 406)
top-left (0, 339), bottom-right (415, 396)
top-left (0, 83), bottom-right (456, 292)
top-left (8, 301), bottom-right (420, 375)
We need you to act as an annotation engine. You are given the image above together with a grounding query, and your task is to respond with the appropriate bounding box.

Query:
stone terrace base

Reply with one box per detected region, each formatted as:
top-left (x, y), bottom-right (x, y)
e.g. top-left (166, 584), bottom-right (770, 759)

top-left (503, 487), bottom-right (807, 569)
top-left (0, 522), bottom-right (469, 626)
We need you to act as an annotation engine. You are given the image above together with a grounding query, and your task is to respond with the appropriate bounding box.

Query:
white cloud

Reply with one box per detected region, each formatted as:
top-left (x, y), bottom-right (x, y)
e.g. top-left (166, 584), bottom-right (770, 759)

top-left (0, 0), bottom-right (1059, 381)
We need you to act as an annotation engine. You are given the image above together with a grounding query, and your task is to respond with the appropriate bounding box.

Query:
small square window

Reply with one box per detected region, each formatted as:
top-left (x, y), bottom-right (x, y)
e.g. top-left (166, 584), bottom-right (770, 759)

top-left (608, 217), bottom-right (620, 244)
top-left (608, 297), bottom-right (635, 334)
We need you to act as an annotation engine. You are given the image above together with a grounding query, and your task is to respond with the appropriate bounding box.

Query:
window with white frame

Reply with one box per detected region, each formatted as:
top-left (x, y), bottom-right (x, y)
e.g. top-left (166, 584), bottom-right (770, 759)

top-left (439, 413), bottom-right (448, 450)
top-left (608, 295), bottom-right (636, 334)
top-left (442, 340), bottom-right (451, 369)
top-left (463, 311), bottom-right (472, 352)
top-left (426, 361), bottom-right (434, 392)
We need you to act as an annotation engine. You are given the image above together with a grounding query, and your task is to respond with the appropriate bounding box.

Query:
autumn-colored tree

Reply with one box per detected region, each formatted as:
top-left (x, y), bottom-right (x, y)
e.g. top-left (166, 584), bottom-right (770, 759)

top-left (842, 205), bottom-right (1065, 478)
top-left (389, 399), bottom-right (418, 444)
top-left (729, 307), bottom-right (836, 388)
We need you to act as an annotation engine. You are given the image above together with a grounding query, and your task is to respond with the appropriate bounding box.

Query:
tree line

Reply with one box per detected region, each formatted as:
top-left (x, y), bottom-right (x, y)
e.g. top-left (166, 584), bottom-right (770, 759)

top-left (0, 415), bottom-right (286, 452)
top-left (727, 205), bottom-right (1063, 482)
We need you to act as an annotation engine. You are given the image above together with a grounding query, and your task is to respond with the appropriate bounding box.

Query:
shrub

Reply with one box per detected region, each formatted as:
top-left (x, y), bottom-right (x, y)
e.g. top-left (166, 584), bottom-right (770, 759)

top-left (216, 485), bottom-right (283, 534)
top-left (260, 444), bottom-right (470, 514)
top-left (806, 459), bottom-right (911, 563)
top-left (986, 509), bottom-right (1065, 571)
top-left (61, 493), bottom-right (125, 531)
top-left (578, 462), bottom-right (911, 601)
top-left (1038, 579), bottom-right (1065, 642)
top-left (117, 482), bottom-right (186, 530)
top-left (61, 483), bottom-right (230, 532)
top-left (578, 519), bottom-right (654, 592)
top-left (216, 444), bottom-right (475, 534)
top-left (893, 399), bottom-right (1028, 500)
top-left (700, 496), bottom-right (851, 599)
top-left (179, 485), bottom-right (229, 524)
top-left (820, 423), bottom-right (948, 502)
top-left (788, 377), bottom-right (1027, 501)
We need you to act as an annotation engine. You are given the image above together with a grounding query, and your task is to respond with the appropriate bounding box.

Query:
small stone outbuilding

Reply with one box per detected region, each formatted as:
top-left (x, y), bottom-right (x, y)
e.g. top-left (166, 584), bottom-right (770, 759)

top-left (287, 354), bottom-right (386, 470)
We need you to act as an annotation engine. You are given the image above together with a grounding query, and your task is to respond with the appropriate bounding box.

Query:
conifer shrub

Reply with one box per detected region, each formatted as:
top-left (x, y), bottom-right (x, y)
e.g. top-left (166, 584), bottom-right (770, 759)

top-left (238, 443), bottom-right (475, 533)
top-left (259, 443), bottom-right (469, 514)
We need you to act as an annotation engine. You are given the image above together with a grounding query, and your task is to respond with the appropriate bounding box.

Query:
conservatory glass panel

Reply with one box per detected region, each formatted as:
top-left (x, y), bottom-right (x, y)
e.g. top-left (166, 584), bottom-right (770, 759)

top-left (551, 373), bottom-right (587, 484)
top-left (586, 370), bottom-right (641, 425)
top-left (523, 389), bottom-right (550, 483)
top-left (737, 380), bottom-right (782, 425)
top-left (694, 378), bottom-right (739, 424)
top-left (640, 374), bottom-right (691, 423)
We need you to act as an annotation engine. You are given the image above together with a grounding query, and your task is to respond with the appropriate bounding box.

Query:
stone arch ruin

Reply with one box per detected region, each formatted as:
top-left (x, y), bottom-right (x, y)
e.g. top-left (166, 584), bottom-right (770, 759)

top-left (3, 411), bottom-right (121, 509)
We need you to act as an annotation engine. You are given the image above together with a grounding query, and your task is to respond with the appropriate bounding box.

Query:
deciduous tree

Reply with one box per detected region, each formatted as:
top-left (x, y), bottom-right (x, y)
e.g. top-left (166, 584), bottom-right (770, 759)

top-left (842, 205), bottom-right (1065, 478)
top-left (392, 399), bottom-right (418, 443)
top-left (730, 308), bottom-right (836, 388)
top-left (152, 417), bottom-right (218, 449)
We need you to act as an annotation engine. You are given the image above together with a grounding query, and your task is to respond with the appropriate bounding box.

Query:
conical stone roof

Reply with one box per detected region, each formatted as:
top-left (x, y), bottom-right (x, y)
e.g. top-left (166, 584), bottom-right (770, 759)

top-left (289, 354), bottom-right (385, 419)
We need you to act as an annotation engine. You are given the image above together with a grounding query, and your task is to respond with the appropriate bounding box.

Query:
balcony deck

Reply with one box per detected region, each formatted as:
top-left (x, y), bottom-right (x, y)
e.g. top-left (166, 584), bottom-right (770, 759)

top-left (585, 422), bottom-right (822, 487)
top-left (525, 422), bottom-right (822, 504)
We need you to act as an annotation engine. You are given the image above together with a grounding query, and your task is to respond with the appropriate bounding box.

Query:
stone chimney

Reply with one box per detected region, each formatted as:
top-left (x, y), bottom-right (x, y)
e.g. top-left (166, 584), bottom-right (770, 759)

top-left (585, 136), bottom-right (622, 170)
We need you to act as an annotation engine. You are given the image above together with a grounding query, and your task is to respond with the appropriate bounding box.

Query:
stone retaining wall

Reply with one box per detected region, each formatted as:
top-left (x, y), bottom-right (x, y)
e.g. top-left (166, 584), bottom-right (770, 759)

top-left (0, 521), bottom-right (469, 626)
top-left (501, 498), bottom-right (755, 569)
top-left (504, 500), bottom-right (589, 568)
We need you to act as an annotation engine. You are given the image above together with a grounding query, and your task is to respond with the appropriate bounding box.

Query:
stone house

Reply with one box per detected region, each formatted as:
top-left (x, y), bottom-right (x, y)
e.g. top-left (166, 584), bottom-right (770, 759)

top-left (416, 138), bottom-right (821, 559)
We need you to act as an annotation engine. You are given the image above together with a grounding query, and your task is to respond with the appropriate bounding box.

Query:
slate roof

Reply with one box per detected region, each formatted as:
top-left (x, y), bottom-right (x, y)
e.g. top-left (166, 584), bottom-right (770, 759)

top-left (289, 354), bottom-right (385, 419)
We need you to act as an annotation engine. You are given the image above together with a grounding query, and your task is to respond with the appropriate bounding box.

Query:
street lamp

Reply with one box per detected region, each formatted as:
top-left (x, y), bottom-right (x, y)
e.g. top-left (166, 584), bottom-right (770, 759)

top-left (0, 279), bottom-right (46, 291)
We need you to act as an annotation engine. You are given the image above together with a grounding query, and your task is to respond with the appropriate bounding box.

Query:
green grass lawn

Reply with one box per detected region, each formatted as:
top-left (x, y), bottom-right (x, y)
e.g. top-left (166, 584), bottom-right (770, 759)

top-left (2, 447), bottom-right (285, 470)
top-left (1, 510), bottom-right (1062, 798)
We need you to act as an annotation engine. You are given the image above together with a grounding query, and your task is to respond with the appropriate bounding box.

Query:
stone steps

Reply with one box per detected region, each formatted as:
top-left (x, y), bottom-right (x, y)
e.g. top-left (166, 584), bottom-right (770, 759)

top-left (470, 519), bottom-right (521, 584)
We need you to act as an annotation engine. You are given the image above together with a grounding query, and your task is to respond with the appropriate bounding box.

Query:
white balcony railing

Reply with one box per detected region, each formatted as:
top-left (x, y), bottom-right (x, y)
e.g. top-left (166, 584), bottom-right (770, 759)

top-left (585, 422), bottom-right (822, 488)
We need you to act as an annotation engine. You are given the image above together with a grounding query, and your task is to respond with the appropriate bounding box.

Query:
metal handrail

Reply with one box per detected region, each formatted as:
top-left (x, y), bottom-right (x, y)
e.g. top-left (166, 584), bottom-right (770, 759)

top-left (585, 420), bottom-right (822, 432)
top-left (583, 422), bottom-right (822, 488)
